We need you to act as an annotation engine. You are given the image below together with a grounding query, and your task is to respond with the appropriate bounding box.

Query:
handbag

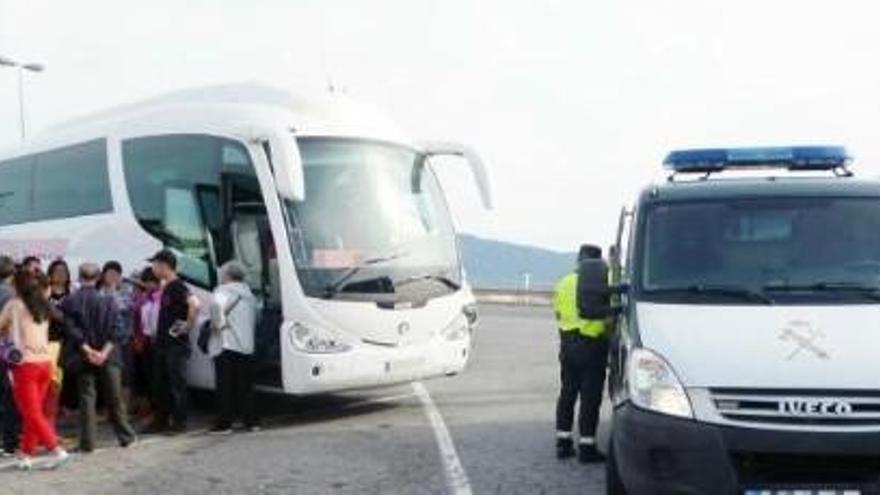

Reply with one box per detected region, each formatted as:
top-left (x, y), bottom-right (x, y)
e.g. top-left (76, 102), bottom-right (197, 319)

top-left (0, 306), bottom-right (23, 366)
top-left (197, 294), bottom-right (242, 355)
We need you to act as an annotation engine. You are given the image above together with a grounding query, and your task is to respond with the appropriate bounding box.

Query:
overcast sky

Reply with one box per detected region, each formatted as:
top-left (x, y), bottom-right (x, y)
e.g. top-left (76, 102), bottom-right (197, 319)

top-left (2, 0), bottom-right (880, 251)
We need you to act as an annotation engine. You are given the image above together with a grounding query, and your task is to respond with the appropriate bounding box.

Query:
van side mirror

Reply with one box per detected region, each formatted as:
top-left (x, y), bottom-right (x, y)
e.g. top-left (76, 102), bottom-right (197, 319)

top-left (576, 258), bottom-right (612, 319)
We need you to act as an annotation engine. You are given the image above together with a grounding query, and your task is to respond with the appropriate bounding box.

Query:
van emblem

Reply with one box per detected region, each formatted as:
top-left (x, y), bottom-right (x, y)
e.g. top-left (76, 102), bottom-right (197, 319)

top-left (778, 398), bottom-right (852, 417)
top-left (779, 319), bottom-right (829, 360)
top-left (397, 322), bottom-right (411, 336)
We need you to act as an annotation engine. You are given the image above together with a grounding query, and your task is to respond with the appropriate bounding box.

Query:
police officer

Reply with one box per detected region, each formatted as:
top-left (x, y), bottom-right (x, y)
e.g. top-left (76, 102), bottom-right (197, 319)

top-left (553, 244), bottom-right (608, 463)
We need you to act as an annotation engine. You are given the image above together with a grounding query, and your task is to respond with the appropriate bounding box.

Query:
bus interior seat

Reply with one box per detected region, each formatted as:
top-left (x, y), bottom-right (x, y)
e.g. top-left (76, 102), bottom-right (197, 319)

top-left (231, 218), bottom-right (264, 291)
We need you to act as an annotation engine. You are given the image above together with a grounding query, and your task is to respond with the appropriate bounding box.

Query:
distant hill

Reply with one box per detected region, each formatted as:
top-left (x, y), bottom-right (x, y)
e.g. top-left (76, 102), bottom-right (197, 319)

top-left (458, 234), bottom-right (576, 290)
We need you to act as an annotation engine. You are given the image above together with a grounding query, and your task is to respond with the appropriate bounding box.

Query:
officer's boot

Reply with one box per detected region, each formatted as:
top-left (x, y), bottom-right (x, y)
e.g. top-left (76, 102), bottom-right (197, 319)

top-left (556, 437), bottom-right (575, 459)
top-left (577, 438), bottom-right (606, 464)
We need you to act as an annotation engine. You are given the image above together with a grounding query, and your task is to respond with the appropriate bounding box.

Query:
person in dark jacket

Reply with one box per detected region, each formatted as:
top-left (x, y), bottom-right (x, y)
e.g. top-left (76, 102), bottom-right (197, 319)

top-left (61, 262), bottom-right (137, 452)
top-left (0, 255), bottom-right (20, 456)
top-left (143, 249), bottom-right (200, 435)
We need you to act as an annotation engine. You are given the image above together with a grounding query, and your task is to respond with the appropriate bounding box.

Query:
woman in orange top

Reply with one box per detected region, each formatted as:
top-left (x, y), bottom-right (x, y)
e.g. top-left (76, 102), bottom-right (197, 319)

top-left (0, 270), bottom-right (69, 470)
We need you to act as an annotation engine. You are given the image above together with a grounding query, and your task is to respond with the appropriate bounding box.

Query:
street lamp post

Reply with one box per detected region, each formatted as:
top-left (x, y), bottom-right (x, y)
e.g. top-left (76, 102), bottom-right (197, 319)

top-left (0, 56), bottom-right (45, 141)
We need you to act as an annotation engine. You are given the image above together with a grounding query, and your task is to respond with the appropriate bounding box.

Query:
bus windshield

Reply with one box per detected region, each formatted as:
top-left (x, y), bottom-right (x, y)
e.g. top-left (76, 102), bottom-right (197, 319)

top-left (285, 138), bottom-right (460, 302)
top-left (639, 197), bottom-right (880, 303)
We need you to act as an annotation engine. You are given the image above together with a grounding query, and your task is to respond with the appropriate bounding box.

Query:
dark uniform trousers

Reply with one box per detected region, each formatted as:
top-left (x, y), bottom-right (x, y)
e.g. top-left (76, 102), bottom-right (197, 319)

top-left (555, 332), bottom-right (609, 438)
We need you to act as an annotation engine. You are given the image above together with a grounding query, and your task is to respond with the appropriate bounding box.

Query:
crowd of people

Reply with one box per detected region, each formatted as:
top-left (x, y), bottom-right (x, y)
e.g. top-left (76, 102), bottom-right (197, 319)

top-left (0, 249), bottom-right (259, 471)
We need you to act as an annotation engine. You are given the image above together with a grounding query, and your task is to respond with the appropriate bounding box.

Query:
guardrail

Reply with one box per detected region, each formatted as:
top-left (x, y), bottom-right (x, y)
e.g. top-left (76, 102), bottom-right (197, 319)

top-left (472, 288), bottom-right (553, 307)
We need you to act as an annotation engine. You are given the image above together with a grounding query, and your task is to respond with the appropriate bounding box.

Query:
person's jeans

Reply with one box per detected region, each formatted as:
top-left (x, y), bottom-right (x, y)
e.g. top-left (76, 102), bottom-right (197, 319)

top-left (0, 362), bottom-right (20, 453)
top-left (77, 364), bottom-right (136, 451)
top-left (214, 350), bottom-right (258, 428)
top-left (152, 345), bottom-right (190, 427)
top-left (11, 362), bottom-right (58, 456)
top-left (555, 333), bottom-right (609, 438)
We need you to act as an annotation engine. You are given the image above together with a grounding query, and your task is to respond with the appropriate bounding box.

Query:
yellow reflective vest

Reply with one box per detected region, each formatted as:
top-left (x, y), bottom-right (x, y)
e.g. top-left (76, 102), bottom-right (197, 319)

top-left (552, 272), bottom-right (606, 338)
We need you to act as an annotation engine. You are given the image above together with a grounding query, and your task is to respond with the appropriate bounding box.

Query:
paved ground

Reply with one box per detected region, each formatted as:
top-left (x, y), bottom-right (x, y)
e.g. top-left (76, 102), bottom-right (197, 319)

top-left (2, 304), bottom-right (607, 494)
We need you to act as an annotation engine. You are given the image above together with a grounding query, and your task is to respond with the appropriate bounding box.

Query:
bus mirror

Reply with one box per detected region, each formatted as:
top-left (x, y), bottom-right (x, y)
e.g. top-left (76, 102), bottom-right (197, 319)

top-left (267, 131), bottom-right (305, 202)
top-left (420, 141), bottom-right (493, 209)
top-left (576, 258), bottom-right (612, 319)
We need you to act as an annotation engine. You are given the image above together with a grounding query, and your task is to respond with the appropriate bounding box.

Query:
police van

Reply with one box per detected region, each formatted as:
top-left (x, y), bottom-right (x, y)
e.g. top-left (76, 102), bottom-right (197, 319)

top-left (583, 147), bottom-right (880, 494)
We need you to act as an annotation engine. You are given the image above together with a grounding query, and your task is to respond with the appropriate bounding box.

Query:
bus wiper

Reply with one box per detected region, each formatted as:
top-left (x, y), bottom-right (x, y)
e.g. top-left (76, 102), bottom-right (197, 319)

top-left (764, 282), bottom-right (880, 301)
top-left (396, 273), bottom-right (461, 291)
top-left (323, 251), bottom-right (410, 299)
top-left (651, 284), bottom-right (773, 304)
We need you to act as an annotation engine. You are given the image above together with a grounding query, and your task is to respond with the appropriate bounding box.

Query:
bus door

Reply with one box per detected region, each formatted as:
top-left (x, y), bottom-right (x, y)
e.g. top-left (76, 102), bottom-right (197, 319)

top-left (211, 174), bottom-right (283, 387)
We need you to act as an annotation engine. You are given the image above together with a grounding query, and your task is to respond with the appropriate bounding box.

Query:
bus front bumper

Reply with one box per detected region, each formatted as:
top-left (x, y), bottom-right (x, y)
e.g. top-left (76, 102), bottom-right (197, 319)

top-left (613, 403), bottom-right (880, 495)
top-left (283, 336), bottom-right (472, 394)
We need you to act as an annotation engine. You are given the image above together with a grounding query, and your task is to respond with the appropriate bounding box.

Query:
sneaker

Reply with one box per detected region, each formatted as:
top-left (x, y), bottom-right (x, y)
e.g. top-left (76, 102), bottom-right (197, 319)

top-left (577, 444), bottom-right (606, 464)
top-left (244, 425), bottom-right (262, 433)
top-left (556, 438), bottom-right (575, 459)
top-left (44, 448), bottom-right (70, 469)
top-left (1, 450), bottom-right (16, 458)
top-left (15, 456), bottom-right (33, 471)
top-left (208, 425), bottom-right (233, 436)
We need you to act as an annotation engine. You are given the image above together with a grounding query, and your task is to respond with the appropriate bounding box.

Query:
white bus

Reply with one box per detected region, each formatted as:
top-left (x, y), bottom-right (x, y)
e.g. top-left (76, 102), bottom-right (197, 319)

top-left (0, 83), bottom-right (492, 394)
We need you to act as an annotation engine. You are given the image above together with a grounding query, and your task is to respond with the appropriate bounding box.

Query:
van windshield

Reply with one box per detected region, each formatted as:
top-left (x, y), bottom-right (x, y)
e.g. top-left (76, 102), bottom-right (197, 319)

top-left (639, 197), bottom-right (880, 303)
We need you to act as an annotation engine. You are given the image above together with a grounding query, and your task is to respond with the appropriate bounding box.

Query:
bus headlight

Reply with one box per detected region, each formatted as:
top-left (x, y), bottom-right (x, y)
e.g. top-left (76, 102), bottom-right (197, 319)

top-left (627, 348), bottom-right (693, 419)
top-left (289, 322), bottom-right (352, 354)
top-left (462, 303), bottom-right (479, 328)
top-left (442, 314), bottom-right (470, 342)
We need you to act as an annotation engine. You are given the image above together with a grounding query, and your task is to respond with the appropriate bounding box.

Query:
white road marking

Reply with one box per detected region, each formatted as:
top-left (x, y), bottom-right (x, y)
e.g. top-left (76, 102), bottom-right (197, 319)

top-left (412, 382), bottom-right (473, 495)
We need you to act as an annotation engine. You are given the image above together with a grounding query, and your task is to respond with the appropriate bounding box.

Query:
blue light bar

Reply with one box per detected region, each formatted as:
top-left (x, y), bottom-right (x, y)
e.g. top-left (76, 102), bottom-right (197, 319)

top-left (664, 146), bottom-right (851, 173)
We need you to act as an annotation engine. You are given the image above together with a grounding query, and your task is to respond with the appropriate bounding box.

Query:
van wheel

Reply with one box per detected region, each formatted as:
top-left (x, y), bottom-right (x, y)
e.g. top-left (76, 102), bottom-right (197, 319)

top-left (606, 440), bottom-right (627, 495)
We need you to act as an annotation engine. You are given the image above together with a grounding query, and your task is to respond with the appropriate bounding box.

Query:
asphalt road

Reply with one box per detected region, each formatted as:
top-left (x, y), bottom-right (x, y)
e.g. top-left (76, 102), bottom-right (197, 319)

top-left (3, 304), bottom-right (607, 494)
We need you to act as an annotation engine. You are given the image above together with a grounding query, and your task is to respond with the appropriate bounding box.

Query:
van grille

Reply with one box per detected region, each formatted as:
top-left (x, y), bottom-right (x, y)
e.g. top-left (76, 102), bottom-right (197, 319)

top-left (711, 389), bottom-right (880, 428)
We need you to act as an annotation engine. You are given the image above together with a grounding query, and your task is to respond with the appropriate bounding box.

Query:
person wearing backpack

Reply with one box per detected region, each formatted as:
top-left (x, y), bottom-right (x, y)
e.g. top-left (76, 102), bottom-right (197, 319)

top-left (207, 261), bottom-right (258, 435)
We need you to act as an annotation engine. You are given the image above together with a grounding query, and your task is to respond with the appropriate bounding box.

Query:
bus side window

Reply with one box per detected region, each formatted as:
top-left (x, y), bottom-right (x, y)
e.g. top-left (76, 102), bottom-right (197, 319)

top-left (163, 186), bottom-right (213, 287)
top-left (0, 156), bottom-right (34, 226)
top-left (123, 134), bottom-right (259, 288)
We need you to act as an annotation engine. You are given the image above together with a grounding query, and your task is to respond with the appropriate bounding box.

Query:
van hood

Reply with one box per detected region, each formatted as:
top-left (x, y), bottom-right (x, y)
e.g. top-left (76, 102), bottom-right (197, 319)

top-left (635, 302), bottom-right (880, 389)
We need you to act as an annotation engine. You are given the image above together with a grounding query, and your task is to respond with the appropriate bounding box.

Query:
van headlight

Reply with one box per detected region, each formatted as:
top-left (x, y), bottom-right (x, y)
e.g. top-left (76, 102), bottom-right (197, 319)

top-left (288, 322), bottom-right (352, 354)
top-left (627, 347), bottom-right (693, 419)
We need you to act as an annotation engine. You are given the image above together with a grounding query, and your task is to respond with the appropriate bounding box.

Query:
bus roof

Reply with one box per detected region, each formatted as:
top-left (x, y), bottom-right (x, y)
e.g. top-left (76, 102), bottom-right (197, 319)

top-left (1, 83), bottom-right (411, 159)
